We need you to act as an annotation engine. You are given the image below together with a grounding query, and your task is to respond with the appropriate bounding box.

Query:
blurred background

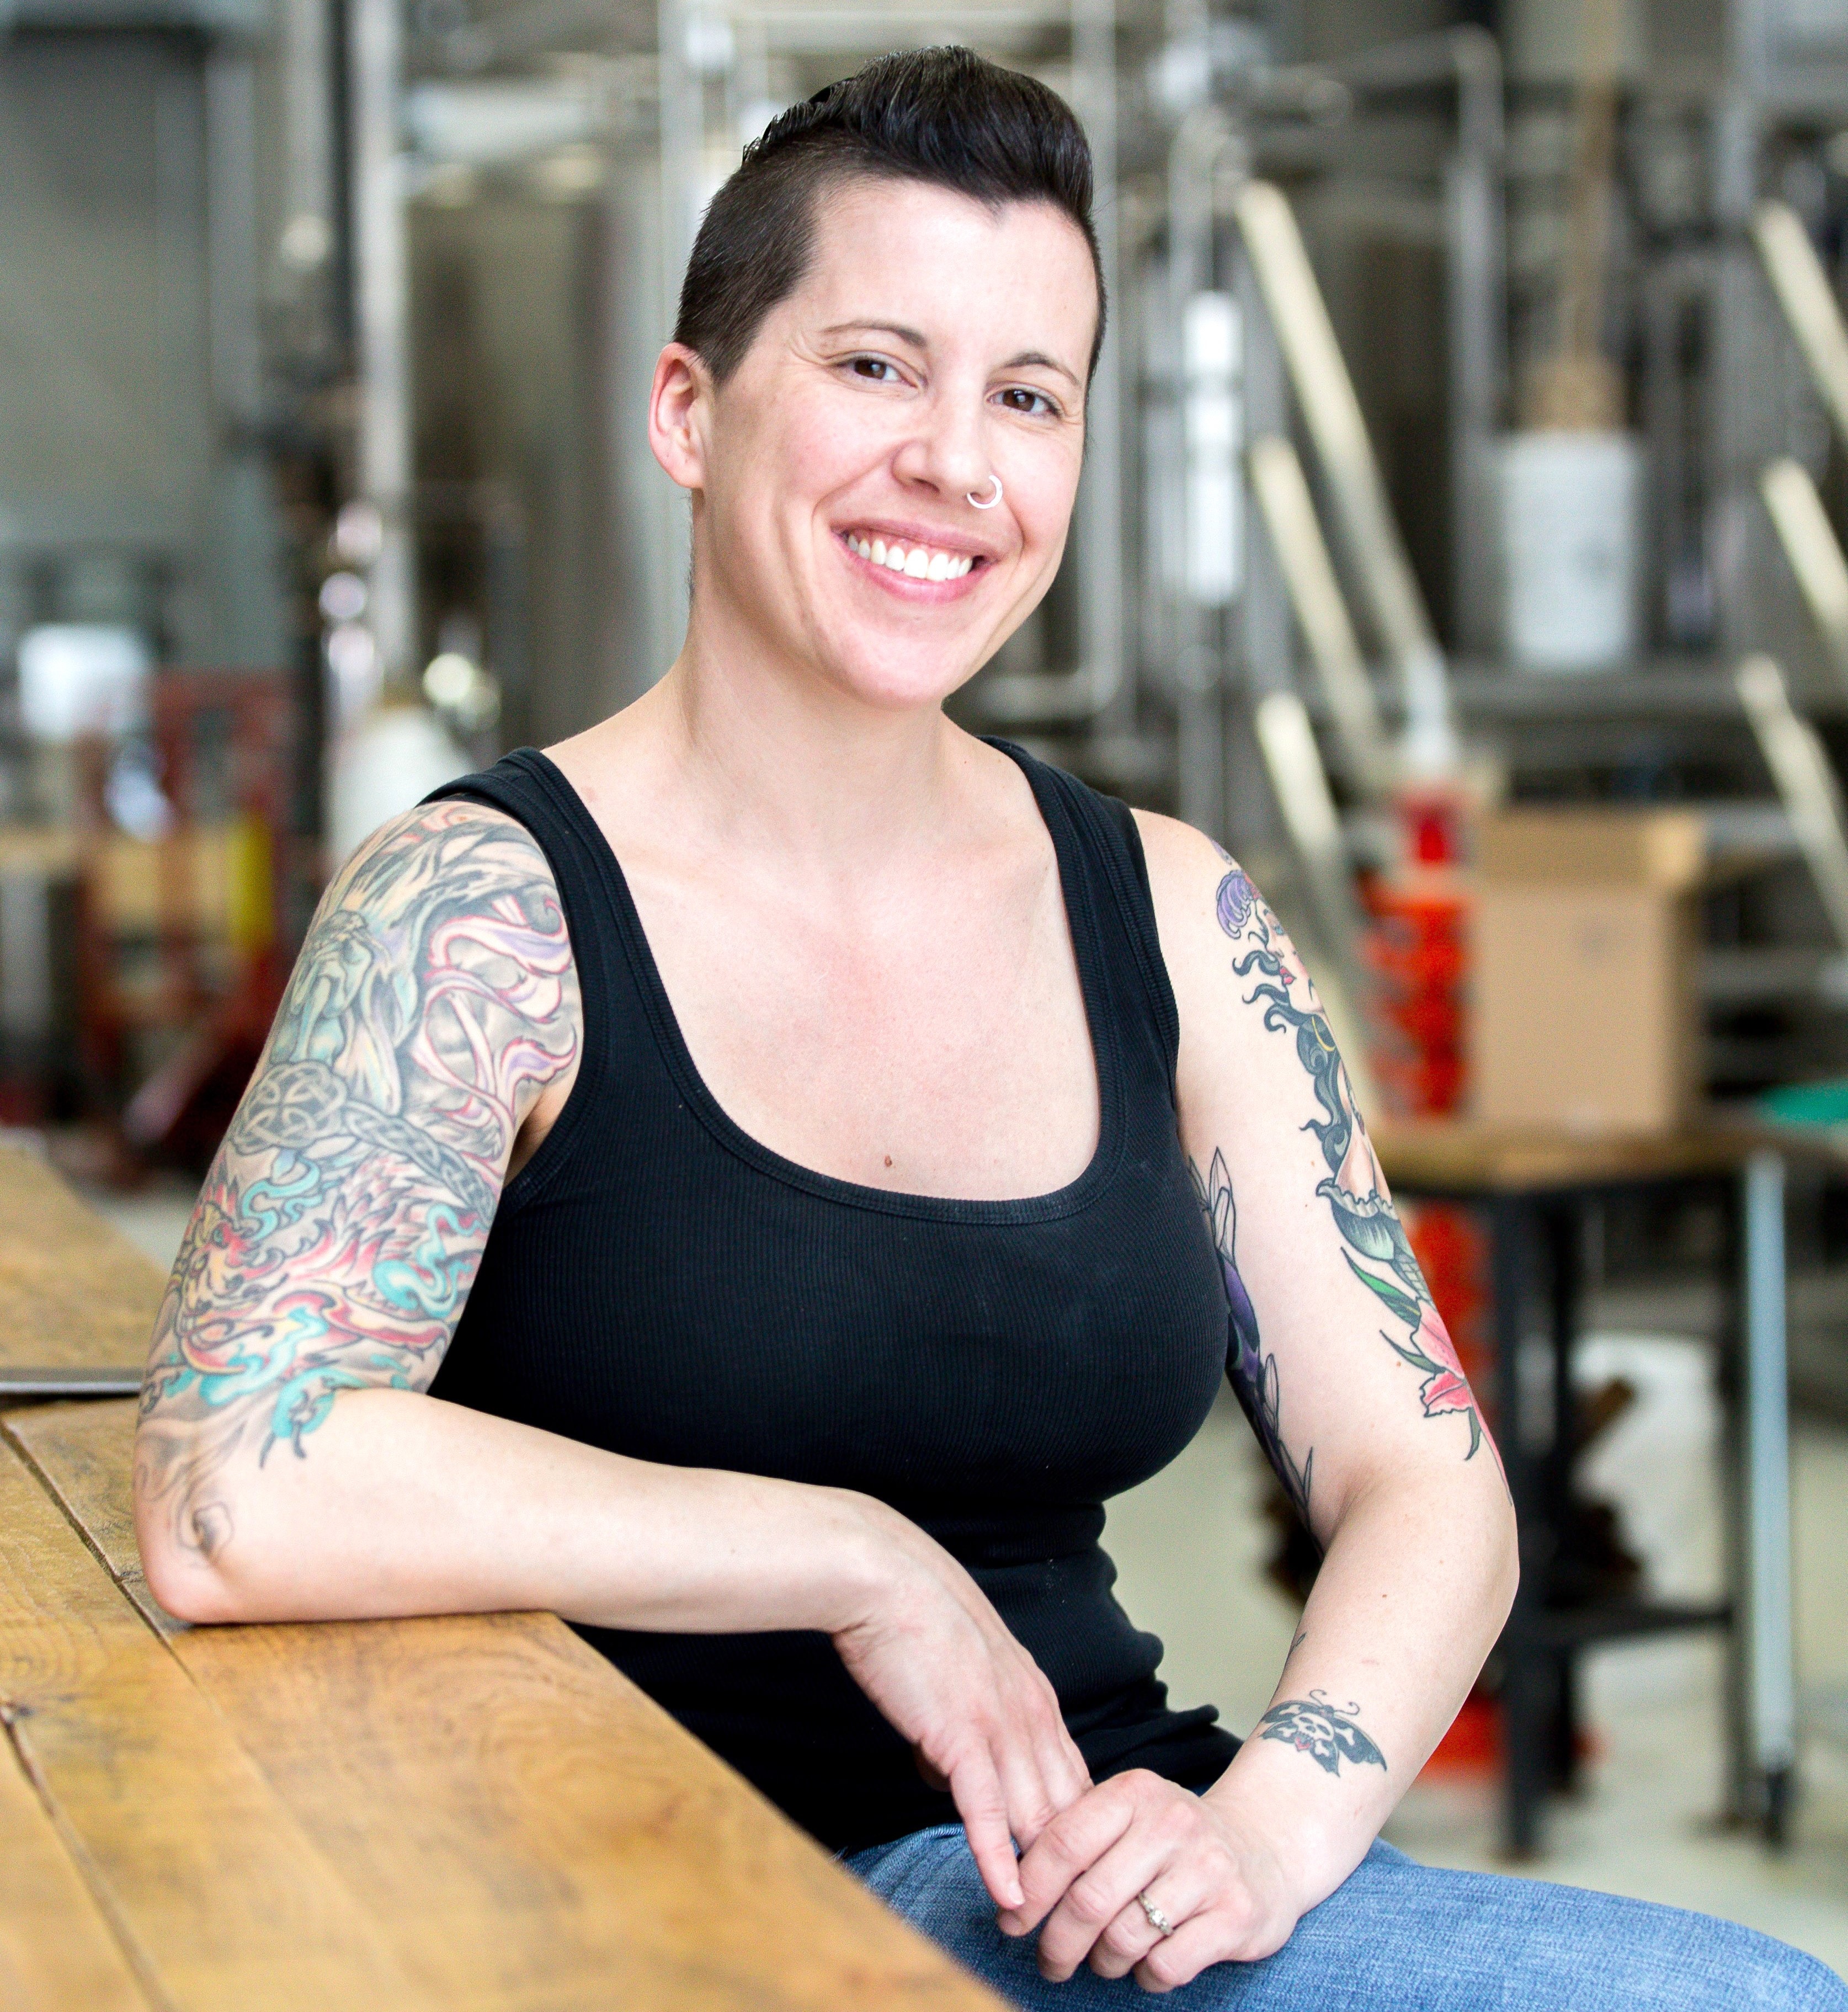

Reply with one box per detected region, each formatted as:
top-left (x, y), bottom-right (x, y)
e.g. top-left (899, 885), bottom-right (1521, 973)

top-left (4, 0), bottom-right (1848, 1971)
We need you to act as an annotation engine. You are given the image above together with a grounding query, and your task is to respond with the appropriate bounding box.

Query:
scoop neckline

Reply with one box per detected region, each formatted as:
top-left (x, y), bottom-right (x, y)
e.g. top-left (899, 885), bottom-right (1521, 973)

top-left (526, 742), bottom-right (1126, 1225)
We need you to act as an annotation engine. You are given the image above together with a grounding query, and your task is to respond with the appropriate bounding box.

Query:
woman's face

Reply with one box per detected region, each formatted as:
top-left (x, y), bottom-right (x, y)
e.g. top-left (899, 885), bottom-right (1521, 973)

top-left (652, 177), bottom-right (1097, 713)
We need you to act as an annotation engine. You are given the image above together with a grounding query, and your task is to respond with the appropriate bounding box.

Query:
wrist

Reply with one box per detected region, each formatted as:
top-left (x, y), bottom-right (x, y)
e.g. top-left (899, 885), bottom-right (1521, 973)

top-left (809, 1486), bottom-right (918, 1636)
top-left (1200, 1753), bottom-right (1373, 1909)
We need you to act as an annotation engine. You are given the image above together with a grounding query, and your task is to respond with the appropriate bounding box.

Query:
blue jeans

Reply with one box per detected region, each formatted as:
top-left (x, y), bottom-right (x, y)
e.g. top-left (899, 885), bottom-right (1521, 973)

top-left (845, 1823), bottom-right (1847, 2010)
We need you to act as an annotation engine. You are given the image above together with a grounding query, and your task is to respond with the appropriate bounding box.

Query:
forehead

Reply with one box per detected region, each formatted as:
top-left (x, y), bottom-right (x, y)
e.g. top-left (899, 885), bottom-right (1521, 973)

top-left (786, 176), bottom-right (1097, 365)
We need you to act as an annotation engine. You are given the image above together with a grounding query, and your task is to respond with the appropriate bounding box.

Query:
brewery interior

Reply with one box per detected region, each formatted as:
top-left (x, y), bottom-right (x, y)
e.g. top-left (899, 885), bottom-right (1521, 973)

top-left (4, 0), bottom-right (1848, 1979)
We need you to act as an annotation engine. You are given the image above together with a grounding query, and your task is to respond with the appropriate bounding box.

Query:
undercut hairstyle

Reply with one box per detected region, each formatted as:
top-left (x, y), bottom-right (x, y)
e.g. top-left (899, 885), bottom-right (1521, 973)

top-left (673, 46), bottom-right (1105, 387)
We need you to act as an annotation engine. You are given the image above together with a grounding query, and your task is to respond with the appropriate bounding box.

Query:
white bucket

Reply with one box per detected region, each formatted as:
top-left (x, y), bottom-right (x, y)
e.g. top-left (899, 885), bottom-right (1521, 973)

top-left (1499, 430), bottom-right (1642, 672)
top-left (328, 704), bottom-right (471, 869)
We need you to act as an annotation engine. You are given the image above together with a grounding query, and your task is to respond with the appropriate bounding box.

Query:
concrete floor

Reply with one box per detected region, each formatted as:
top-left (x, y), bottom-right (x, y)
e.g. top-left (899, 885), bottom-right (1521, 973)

top-left (93, 1179), bottom-right (1848, 1979)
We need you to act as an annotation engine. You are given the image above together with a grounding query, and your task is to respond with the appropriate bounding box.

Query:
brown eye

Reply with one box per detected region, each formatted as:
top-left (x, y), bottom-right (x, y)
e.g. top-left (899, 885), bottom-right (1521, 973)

top-left (999, 386), bottom-right (1056, 417)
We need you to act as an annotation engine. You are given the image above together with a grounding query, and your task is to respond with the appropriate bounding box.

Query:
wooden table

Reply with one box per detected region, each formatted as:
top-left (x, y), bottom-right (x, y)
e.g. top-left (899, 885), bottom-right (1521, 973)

top-left (0, 1148), bottom-right (1002, 2011)
top-left (1373, 1118), bottom-right (1796, 1857)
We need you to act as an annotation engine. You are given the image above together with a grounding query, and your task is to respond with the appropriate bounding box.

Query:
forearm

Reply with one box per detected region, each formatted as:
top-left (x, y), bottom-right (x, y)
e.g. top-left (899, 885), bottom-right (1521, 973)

top-left (135, 1387), bottom-right (890, 1634)
top-left (1201, 1460), bottom-right (1517, 1905)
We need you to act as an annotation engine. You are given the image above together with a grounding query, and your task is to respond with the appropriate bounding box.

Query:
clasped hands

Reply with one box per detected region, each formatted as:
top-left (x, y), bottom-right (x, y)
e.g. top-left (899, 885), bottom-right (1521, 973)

top-left (830, 1502), bottom-right (1307, 1993)
top-left (998, 1768), bottom-right (1302, 1993)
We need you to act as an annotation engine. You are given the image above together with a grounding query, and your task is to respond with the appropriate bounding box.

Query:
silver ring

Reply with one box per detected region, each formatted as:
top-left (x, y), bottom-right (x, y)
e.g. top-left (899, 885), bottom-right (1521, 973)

top-left (966, 475), bottom-right (1003, 510)
top-left (1135, 1889), bottom-right (1175, 1938)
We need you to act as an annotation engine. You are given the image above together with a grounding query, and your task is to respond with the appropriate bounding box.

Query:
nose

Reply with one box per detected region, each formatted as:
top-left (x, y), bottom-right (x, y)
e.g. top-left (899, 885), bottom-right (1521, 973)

top-left (890, 380), bottom-right (994, 504)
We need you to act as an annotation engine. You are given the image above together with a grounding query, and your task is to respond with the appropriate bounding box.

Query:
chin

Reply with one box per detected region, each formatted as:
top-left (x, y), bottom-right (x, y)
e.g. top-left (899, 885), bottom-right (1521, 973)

top-left (814, 635), bottom-right (980, 715)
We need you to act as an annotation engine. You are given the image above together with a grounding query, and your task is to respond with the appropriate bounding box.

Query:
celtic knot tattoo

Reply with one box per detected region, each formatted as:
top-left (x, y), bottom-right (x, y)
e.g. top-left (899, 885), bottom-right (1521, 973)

top-left (135, 800), bottom-right (581, 1563)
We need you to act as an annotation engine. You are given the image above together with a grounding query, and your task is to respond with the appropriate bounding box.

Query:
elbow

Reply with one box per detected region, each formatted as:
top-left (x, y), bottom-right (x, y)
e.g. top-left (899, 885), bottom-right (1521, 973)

top-left (135, 1508), bottom-right (244, 1625)
top-left (132, 1457), bottom-right (251, 1626)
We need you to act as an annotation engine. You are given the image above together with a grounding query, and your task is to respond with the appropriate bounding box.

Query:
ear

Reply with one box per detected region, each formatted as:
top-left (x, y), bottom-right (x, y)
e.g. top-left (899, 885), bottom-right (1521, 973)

top-left (648, 342), bottom-right (712, 493)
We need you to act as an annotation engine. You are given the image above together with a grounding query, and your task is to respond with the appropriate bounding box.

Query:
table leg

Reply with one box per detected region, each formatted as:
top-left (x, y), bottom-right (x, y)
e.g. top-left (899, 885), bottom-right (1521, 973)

top-left (1543, 1200), bottom-right (1583, 1796)
top-left (1493, 1194), bottom-right (1547, 1858)
top-left (1743, 1151), bottom-right (1796, 1846)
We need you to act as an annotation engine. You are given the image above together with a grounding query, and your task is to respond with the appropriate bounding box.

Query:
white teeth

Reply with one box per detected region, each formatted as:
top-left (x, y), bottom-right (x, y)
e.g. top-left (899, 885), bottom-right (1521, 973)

top-left (848, 533), bottom-right (976, 581)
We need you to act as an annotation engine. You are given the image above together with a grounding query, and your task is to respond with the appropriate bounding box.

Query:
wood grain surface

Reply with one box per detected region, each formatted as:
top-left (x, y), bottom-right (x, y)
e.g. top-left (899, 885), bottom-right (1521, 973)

top-left (6, 1403), bottom-right (1003, 2012)
top-left (0, 1149), bottom-right (163, 1372)
top-left (0, 1724), bottom-right (148, 2012)
top-left (1372, 1116), bottom-right (1769, 1195)
top-left (0, 1431), bottom-right (429, 2010)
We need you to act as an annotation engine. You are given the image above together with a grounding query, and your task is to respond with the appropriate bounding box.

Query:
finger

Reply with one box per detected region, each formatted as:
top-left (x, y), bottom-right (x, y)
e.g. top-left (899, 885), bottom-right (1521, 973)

top-left (1032, 1709), bottom-right (1093, 1812)
top-left (993, 1731), bottom-right (1063, 1861)
top-left (1035, 1823), bottom-right (1195, 1980)
top-left (946, 1752), bottom-right (1024, 1912)
top-left (1004, 1783), bottom-right (1138, 1938)
top-left (1133, 1914), bottom-right (1233, 1996)
top-left (1087, 1898), bottom-right (1167, 1981)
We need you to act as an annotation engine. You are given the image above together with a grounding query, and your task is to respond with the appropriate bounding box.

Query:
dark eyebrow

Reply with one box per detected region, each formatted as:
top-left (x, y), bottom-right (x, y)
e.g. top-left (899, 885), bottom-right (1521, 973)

top-left (819, 323), bottom-right (1082, 392)
top-left (819, 320), bottom-right (928, 348)
top-left (1000, 349), bottom-right (1081, 391)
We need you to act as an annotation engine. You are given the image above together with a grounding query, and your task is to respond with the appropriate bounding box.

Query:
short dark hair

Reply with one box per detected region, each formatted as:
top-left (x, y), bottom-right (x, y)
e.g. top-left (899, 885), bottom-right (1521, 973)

top-left (673, 46), bottom-right (1104, 387)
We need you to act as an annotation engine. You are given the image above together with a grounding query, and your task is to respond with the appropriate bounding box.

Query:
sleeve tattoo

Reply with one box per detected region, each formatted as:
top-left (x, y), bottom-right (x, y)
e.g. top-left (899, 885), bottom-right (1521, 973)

top-left (135, 802), bottom-right (581, 1565)
top-left (1191, 859), bottom-right (1493, 1519)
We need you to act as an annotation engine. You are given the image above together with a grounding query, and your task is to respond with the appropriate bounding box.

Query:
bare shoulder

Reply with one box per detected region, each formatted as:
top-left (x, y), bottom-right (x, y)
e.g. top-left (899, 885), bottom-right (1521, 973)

top-left (1127, 805), bottom-right (1229, 907)
top-left (1127, 808), bottom-right (1270, 1020)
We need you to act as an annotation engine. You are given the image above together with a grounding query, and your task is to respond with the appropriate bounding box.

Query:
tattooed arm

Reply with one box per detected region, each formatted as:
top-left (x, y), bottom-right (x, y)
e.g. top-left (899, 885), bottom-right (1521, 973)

top-left (1006, 819), bottom-right (1516, 1989)
top-left (131, 799), bottom-right (1090, 1912)
top-left (133, 799), bottom-right (589, 1604)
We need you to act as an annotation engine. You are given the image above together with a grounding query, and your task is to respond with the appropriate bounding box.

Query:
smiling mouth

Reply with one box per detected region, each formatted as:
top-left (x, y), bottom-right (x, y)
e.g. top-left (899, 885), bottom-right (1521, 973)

top-left (842, 530), bottom-right (980, 583)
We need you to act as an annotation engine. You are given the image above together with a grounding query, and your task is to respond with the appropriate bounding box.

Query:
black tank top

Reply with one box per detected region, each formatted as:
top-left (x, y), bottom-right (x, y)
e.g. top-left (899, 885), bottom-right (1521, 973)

top-left (427, 743), bottom-right (1240, 1854)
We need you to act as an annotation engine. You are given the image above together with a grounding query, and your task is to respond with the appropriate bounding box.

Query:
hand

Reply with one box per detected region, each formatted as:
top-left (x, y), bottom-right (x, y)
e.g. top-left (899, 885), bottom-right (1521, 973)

top-left (999, 1770), bottom-right (1304, 1992)
top-left (830, 1500), bottom-right (1092, 1910)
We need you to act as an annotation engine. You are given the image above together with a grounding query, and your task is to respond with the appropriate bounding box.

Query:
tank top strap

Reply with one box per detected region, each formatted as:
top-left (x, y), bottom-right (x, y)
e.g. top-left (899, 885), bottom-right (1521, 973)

top-left (983, 738), bottom-right (1182, 1093)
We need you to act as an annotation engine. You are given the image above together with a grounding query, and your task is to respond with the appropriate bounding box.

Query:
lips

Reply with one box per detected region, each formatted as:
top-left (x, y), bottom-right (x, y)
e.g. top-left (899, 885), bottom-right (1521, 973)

top-left (844, 531), bottom-right (975, 582)
top-left (832, 523), bottom-right (989, 591)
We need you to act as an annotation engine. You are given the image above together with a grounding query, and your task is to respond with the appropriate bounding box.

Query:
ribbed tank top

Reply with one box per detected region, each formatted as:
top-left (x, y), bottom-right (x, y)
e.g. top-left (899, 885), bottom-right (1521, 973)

top-left (427, 742), bottom-right (1240, 1853)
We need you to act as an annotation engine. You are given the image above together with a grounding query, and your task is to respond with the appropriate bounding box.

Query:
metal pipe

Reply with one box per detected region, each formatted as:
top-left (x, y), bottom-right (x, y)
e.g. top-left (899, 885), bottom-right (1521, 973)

top-left (1760, 456), bottom-right (1848, 690)
top-left (974, 0), bottom-right (1125, 726)
top-left (1735, 653), bottom-right (1848, 952)
top-left (1248, 433), bottom-right (1392, 795)
top-left (1232, 179), bottom-right (1457, 775)
top-left (280, 0), bottom-right (335, 284)
top-left (1743, 1148), bottom-right (1796, 1835)
top-left (349, 0), bottom-right (416, 685)
top-left (1332, 28), bottom-right (1505, 655)
top-left (1753, 199), bottom-right (1848, 455)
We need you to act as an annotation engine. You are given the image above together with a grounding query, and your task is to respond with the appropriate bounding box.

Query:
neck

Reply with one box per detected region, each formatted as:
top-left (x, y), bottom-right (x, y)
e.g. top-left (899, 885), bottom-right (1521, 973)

top-left (617, 587), bottom-right (977, 876)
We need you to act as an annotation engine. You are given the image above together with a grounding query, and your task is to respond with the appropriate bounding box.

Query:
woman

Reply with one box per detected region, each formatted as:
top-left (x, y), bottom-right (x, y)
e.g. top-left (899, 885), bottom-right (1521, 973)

top-left (134, 49), bottom-right (1841, 2009)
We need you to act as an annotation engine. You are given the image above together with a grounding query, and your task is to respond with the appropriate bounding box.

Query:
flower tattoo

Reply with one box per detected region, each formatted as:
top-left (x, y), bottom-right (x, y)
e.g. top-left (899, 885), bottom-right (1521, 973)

top-left (1204, 861), bottom-right (1495, 1466)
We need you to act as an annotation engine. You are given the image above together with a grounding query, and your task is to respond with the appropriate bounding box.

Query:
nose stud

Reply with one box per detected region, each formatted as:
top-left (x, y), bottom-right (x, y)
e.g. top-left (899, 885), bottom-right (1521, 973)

top-left (966, 475), bottom-right (1003, 510)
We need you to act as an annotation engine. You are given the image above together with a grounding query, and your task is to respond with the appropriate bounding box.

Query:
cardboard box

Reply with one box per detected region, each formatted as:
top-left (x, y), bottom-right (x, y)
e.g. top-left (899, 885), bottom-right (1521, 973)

top-left (1469, 811), bottom-right (1705, 1134)
top-left (1476, 808), bottom-right (1705, 892)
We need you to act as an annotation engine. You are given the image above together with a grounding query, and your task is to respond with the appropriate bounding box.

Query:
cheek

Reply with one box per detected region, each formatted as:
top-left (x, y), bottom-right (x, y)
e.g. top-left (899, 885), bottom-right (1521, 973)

top-left (1009, 439), bottom-right (1084, 553)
